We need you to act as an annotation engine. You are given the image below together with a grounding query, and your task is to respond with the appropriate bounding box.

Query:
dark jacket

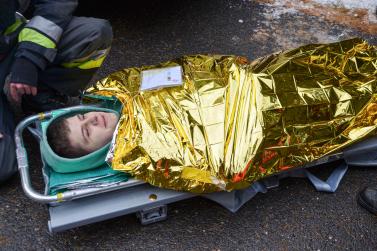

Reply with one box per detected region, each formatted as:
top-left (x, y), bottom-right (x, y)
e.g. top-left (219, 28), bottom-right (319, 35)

top-left (0, 0), bottom-right (78, 87)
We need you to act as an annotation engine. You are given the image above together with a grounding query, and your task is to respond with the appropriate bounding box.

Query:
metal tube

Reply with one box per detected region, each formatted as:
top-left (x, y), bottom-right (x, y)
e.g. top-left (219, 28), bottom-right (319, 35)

top-left (15, 112), bottom-right (59, 203)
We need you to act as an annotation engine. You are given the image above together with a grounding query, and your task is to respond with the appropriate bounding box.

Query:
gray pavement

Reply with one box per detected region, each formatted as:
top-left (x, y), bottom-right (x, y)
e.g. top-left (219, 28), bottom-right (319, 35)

top-left (1, 0), bottom-right (377, 250)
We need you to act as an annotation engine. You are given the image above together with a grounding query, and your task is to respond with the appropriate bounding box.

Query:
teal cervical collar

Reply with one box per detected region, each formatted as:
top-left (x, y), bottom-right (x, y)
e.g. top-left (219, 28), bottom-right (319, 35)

top-left (40, 106), bottom-right (119, 173)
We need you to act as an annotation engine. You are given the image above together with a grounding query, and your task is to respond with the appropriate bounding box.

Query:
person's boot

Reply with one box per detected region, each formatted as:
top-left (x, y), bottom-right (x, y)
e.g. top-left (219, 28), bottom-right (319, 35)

top-left (22, 89), bottom-right (67, 114)
top-left (357, 186), bottom-right (377, 215)
top-left (21, 88), bottom-right (81, 115)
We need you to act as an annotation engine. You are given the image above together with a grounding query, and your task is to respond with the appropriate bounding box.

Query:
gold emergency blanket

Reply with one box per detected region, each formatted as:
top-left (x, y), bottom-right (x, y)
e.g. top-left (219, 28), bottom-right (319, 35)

top-left (85, 38), bottom-right (377, 193)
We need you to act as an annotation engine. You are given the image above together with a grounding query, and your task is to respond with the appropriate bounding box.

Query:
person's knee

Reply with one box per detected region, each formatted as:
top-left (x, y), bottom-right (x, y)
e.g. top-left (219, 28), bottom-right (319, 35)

top-left (86, 18), bottom-right (113, 48)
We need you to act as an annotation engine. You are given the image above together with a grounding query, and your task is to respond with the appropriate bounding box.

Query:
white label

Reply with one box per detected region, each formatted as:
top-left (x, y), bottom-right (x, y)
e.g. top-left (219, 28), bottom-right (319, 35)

top-left (140, 66), bottom-right (183, 91)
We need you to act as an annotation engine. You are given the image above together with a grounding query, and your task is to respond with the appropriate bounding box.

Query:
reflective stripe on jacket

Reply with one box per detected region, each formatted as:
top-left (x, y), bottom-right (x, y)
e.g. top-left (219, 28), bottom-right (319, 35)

top-left (15, 0), bottom-right (78, 69)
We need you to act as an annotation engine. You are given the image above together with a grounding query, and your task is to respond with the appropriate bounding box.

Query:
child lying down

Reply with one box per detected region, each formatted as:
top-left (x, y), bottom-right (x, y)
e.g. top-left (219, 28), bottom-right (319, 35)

top-left (46, 38), bottom-right (377, 193)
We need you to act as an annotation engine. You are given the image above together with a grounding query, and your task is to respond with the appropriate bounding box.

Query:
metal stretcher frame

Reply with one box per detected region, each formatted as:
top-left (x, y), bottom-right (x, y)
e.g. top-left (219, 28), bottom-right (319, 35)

top-left (15, 107), bottom-right (354, 233)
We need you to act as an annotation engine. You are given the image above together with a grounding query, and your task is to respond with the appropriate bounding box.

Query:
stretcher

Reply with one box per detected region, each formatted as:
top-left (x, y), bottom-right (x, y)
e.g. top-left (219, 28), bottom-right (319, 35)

top-left (14, 39), bottom-right (377, 233)
top-left (15, 104), bottom-right (374, 233)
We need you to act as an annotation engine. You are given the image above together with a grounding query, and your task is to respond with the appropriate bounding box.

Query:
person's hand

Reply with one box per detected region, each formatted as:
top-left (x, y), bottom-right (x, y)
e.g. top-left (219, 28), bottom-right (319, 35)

top-left (0, 132), bottom-right (3, 140)
top-left (9, 83), bottom-right (37, 103)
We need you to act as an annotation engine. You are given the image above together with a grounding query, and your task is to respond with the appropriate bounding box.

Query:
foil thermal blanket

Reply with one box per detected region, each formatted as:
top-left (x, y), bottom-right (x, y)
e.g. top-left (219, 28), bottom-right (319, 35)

top-left (85, 38), bottom-right (377, 193)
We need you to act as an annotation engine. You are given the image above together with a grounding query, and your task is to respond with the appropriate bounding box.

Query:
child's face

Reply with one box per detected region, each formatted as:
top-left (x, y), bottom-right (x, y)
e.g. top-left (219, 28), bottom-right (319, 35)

top-left (65, 111), bottom-right (119, 153)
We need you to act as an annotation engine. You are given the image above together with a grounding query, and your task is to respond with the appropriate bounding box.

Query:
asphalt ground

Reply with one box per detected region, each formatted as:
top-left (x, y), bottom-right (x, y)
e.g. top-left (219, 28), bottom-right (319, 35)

top-left (1, 0), bottom-right (377, 250)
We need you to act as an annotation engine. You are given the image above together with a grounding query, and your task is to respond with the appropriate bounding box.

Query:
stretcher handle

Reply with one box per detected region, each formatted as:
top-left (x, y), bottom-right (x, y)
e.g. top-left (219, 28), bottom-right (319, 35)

top-left (15, 112), bottom-right (60, 203)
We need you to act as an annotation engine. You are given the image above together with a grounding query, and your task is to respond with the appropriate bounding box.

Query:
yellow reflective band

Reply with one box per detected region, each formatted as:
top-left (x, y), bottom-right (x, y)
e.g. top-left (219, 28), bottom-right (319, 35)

top-left (56, 193), bottom-right (64, 202)
top-left (18, 28), bottom-right (56, 49)
top-left (62, 54), bottom-right (107, 69)
top-left (38, 113), bottom-right (45, 120)
top-left (4, 18), bottom-right (23, 35)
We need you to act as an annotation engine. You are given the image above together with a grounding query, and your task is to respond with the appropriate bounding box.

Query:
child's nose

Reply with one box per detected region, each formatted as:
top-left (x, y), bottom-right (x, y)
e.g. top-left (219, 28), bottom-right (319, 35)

top-left (90, 116), bottom-right (98, 125)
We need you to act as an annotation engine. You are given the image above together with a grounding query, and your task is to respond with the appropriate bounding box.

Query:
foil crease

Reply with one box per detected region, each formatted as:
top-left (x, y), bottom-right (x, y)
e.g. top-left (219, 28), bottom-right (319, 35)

top-left (85, 38), bottom-right (377, 193)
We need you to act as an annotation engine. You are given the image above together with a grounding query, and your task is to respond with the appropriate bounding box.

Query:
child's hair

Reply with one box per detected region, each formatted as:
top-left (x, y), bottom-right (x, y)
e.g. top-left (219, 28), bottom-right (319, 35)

top-left (47, 118), bottom-right (88, 158)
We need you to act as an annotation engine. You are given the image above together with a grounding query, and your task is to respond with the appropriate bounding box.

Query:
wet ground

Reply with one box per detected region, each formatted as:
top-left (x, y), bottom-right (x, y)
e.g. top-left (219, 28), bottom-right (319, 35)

top-left (1, 0), bottom-right (377, 250)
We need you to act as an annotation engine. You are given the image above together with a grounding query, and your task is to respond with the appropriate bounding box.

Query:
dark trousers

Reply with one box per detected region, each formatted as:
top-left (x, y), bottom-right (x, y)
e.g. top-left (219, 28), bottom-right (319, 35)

top-left (0, 16), bottom-right (113, 183)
